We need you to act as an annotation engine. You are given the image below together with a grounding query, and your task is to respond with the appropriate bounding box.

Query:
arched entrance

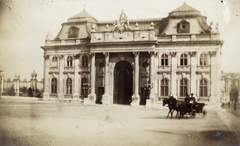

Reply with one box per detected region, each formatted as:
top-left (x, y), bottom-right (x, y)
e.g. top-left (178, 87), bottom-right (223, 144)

top-left (114, 61), bottom-right (133, 105)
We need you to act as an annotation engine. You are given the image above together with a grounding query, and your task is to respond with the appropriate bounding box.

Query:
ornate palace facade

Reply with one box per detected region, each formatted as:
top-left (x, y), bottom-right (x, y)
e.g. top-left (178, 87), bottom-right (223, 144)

top-left (41, 3), bottom-right (223, 106)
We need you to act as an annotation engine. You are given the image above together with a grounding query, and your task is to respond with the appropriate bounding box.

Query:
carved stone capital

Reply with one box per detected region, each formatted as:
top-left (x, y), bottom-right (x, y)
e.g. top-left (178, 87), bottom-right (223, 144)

top-left (103, 52), bottom-right (109, 57)
top-left (58, 55), bottom-right (64, 59)
top-left (209, 51), bottom-right (216, 57)
top-left (74, 54), bottom-right (81, 59)
top-left (44, 54), bottom-right (49, 59)
top-left (133, 52), bottom-right (139, 57)
top-left (189, 51), bottom-right (196, 57)
top-left (149, 52), bottom-right (156, 57)
top-left (169, 52), bottom-right (177, 57)
top-left (90, 53), bottom-right (95, 57)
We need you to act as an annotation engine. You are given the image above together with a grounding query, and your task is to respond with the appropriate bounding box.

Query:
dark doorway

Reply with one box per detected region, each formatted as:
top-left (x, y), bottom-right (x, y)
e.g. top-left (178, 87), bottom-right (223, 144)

top-left (81, 78), bottom-right (88, 98)
top-left (96, 87), bottom-right (104, 104)
top-left (114, 61), bottom-right (133, 105)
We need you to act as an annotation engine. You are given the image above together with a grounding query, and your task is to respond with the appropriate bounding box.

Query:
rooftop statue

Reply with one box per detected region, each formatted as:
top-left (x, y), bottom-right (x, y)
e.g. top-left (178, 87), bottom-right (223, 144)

top-left (112, 10), bottom-right (131, 33)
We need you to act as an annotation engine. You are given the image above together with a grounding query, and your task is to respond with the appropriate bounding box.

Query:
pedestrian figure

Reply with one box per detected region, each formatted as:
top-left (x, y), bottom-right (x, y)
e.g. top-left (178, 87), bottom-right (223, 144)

top-left (228, 101), bottom-right (230, 108)
top-left (185, 94), bottom-right (190, 103)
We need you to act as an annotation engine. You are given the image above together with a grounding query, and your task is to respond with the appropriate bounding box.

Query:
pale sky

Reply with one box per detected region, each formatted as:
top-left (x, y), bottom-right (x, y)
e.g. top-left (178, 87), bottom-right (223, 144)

top-left (0, 0), bottom-right (239, 80)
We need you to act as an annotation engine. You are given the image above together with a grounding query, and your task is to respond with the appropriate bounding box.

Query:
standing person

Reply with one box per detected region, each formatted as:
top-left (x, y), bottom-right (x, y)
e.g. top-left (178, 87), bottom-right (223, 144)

top-left (185, 94), bottom-right (190, 103)
top-left (190, 93), bottom-right (196, 109)
top-left (190, 93), bottom-right (196, 103)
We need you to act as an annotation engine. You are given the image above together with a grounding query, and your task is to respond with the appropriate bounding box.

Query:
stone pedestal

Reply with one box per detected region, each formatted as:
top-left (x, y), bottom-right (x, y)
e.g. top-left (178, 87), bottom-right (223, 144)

top-left (102, 94), bottom-right (110, 105)
top-left (146, 98), bottom-right (154, 107)
top-left (84, 94), bottom-right (96, 105)
top-left (131, 94), bottom-right (140, 106)
top-left (73, 93), bottom-right (79, 99)
top-left (43, 92), bottom-right (49, 98)
top-left (57, 93), bottom-right (64, 99)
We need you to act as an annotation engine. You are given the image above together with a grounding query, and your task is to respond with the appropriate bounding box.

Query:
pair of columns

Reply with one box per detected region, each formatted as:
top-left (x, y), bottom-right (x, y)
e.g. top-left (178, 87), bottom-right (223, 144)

top-left (86, 52), bottom-right (156, 106)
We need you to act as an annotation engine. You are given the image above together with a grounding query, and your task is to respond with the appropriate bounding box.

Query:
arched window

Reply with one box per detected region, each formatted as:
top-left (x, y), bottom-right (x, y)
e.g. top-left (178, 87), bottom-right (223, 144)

top-left (161, 78), bottom-right (169, 96)
top-left (66, 78), bottom-right (72, 94)
top-left (199, 79), bottom-right (208, 97)
top-left (81, 78), bottom-right (88, 97)
top-left (180, 78), bottom-right (188, 97)
top-left (52, 56), bottom-right (58, 67)
top-left (51, 78), bottom-right (57, 94)
top-left (82, 55), bottom-right (88, 67)
top-left (161, 54), bottom-right (168, 66)
top-left (180, 53), bottom-right (188, 66)
top-left (200, 53), bottom-right (208, 66)
top-left (67, 56), bottom-right (73, 67)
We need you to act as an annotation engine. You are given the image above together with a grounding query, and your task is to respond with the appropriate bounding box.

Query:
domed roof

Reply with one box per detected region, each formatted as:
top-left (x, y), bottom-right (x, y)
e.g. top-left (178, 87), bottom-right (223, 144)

top-left (169, 3), bottom-right (201, 17)
top-left (68, 9), bottom-right (97, 23)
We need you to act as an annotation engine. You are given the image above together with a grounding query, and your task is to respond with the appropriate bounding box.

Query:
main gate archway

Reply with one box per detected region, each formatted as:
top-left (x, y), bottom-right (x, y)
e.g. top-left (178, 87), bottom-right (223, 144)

top-left (114, 61), bottom-right (133, 105)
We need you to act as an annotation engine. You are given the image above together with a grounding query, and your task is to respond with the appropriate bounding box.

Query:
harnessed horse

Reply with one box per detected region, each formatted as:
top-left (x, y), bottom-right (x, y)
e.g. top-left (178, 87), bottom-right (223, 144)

top-left (162, 97), bottom-right (184, 119)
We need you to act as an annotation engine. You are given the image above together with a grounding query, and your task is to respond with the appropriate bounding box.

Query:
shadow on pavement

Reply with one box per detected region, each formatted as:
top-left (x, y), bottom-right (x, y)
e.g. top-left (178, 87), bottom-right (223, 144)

top-left (199, 130), bottom-right (240, 145)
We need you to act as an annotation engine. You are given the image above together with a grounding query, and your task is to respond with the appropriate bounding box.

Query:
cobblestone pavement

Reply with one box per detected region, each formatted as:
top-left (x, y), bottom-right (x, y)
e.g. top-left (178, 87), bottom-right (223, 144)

top-left (0, 97), bottom-right (239, 146)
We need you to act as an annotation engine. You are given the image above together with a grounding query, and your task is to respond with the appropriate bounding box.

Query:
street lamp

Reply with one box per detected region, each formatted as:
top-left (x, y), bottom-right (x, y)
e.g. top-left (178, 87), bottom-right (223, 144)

top-left (0, 70), bottom-right (3, 99)
top-left (144, 81), bottom-right (153, 99)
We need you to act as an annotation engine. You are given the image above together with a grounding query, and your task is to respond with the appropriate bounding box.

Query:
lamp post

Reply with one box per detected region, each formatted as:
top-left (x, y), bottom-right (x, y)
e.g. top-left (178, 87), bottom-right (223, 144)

top-left (144, 81), bottom-right (153, 100)
top-left (0, 70), bottom-right (3, 99)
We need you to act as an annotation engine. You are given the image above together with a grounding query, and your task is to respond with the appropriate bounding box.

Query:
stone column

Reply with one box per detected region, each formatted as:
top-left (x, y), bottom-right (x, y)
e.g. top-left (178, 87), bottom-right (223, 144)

top-left (86, 53), bottom-right (96, 105)
top-left (131, 52), bottom-right (140, 106)
top-left (43, 54), bottom-right (50, 98)
top-left (146, 52), bottom-right (156, 106)
top-left (31, 70), bottom-right (37, 91)
top-left (14, 75), bottom-right (20, 96)
top-left (158, 53), bottom-right (161, 68)
top-left (189, 52), bottom-right (197, 97)
top-left (73, 54), bottom-right (80, 99)
top-left (102, 53), bottom-right (110, 105)
top-left (170, 52), bottom-right (177, 97)
top-left (58, 55), bottom-right (64, 99)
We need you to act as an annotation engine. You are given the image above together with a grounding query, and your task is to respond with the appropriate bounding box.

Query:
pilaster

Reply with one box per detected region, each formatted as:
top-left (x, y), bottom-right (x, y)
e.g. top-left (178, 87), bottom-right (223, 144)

top-left (189, 51), bottom-right (197, 96)
top-left (170, 52), bottom-right (177, 97)
top-left (73, 54), bottom-right (80, 99)
top-left (43, 54), bottom-right (49, 98)
top-left (58, 55), bottom-right (64, 99)
top-left (146, 52), bottom-right (156, 107)
top-left (209, 51), bottom-right (220, 105)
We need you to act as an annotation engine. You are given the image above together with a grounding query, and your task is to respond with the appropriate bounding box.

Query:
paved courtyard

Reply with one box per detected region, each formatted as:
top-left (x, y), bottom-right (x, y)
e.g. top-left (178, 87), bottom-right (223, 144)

top-left (0, 96), bottom-right (239, 146)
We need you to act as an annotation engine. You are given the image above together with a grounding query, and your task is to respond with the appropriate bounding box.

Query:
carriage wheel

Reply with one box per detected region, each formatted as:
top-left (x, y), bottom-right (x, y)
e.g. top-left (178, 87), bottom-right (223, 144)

top-left (191, 110), bottom-right (196, 118)
top-left (202, 110), bottom-right (207, 118)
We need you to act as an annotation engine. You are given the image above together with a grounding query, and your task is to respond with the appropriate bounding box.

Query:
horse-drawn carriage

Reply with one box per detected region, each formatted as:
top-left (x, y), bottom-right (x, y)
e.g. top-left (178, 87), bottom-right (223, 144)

top-left (162, 96), bottom-right (207, 119)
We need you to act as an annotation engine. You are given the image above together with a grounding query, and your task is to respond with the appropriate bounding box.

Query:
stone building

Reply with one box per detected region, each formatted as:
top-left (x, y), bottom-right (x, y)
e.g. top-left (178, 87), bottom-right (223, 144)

top-left (221, 72), bottom-right (240, 103)
top-left (41, 3), bottom-right (223, 106)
